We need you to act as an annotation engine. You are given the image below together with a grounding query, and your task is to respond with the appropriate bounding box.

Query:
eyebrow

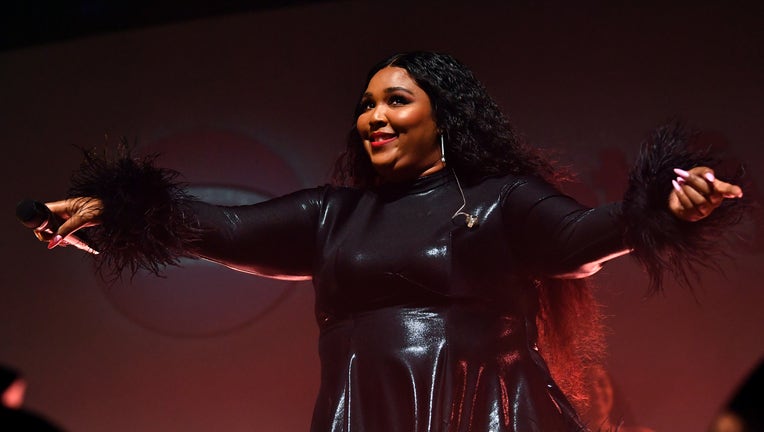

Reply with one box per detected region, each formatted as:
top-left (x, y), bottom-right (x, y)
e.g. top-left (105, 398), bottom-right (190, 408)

top-left (362, 86), bottom-right (416, 98)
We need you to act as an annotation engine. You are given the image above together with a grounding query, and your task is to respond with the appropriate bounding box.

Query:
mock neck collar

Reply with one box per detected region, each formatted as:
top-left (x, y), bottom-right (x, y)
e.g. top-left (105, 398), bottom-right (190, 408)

top-left (374, 169), bottom-right (452, 196)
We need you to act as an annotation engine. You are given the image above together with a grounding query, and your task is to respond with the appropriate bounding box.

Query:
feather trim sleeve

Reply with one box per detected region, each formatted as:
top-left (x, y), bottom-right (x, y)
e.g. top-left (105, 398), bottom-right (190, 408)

top-left (622, 122), bottom-right (748, 294)
top-left (67, 145), bottom-right (203, 280)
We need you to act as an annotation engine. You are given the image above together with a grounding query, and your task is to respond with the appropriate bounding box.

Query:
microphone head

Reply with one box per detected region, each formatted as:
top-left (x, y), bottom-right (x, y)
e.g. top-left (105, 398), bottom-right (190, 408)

top-left (16, 199), bottom-right (51, 229)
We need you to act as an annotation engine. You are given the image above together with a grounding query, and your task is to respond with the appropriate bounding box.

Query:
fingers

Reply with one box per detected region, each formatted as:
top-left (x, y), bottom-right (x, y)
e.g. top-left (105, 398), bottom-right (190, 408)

top-left (671, 178), bottom-right (694, 209)
top-left (43, 197), bottom-right (103, 249)
top-left (670, 179), bottom-right (706, 222)
top-left (670, 166), bottom-right (744, 222)
top-left (673, 168), bottom-right (715, 220)
top-left (44, 200), bottom-right (76, 218)
top-left (49, 214), bottom-right (89, 248)
top-left (714, 180), bottom-right (744, 199)
top-left (674, 168), bottom-right (714, 198)
top-left (677, 167), bottom-right (743, 200)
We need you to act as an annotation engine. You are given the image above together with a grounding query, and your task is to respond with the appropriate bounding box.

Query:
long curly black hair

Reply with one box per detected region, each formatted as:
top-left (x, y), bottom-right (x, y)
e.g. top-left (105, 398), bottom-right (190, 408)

top-left (331, 51), bottom-right (559, 187)
top-left (332, 51), bottom-right (604, 412)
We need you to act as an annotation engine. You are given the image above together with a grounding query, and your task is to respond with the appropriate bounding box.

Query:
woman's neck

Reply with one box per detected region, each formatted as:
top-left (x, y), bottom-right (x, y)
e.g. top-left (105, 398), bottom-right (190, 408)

top-left (375, 162), bottom-right (446, 185)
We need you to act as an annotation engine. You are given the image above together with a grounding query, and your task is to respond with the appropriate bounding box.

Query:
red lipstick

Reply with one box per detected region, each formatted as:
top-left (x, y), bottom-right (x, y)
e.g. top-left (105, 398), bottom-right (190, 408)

top-left (369, 132), bottom-right (397, 147)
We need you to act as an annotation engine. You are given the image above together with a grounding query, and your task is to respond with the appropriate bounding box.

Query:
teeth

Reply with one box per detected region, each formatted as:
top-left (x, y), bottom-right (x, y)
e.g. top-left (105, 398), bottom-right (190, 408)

top-left (372, 134), bottom-right (395, 142)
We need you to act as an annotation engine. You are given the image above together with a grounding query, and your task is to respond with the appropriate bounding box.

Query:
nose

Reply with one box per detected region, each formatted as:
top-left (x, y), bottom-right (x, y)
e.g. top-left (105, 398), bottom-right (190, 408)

top-left (368, 104), bottom-right (387, 130)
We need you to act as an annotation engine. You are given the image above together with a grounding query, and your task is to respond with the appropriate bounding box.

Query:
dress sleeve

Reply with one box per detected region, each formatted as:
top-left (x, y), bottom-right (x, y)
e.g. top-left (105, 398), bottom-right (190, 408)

top-left (502, 122), bottom-right (748, 291)
top-left (67, 146), bottom-right (322, 281)
top-left (500, 177), bottom-right (628, 278)
top-left (185, 190), bottom-right (321, 279)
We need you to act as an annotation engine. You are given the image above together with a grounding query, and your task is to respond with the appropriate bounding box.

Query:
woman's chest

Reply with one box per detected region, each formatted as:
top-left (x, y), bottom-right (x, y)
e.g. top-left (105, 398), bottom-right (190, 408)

top-left (313, 184), bottom-right (521, 317)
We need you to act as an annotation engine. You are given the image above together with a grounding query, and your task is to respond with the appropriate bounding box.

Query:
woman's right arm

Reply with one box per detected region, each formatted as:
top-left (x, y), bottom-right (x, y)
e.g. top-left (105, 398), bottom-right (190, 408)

top-left (43, 188), bottom-right (324, 280)
top-left (182, 190), bottom-right (322, 279)
top-left (36, 147), bottom-right (326, 281)
top-left (43, 188), bottom-right (323, 280)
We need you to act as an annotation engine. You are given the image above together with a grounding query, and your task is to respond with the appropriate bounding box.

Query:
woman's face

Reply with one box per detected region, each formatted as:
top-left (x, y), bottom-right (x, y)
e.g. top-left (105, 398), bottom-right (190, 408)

top-left (356, 66), bottom-right (442, 183)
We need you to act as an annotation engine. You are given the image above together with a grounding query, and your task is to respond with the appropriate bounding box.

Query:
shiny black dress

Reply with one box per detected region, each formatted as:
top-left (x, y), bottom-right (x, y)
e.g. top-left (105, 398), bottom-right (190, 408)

top-left (67, 125), bottom-right (740, 431)
top-left (186, 170), bottom-right (625, 432)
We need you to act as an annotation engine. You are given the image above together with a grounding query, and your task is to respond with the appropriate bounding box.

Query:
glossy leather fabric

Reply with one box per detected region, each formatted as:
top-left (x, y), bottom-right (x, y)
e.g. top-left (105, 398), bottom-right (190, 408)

top-left (188, 170), bottom-right (625, 431)
top-left (313, 305), bottom-right (582, 432)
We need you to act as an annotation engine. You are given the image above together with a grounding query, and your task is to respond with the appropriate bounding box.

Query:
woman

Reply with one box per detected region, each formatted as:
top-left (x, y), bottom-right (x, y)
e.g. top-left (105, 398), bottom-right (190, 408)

top-left (31, 52), bottom-right (743, 431)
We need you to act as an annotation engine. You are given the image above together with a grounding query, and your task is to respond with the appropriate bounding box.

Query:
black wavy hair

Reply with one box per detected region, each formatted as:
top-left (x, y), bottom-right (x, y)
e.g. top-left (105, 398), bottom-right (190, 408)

top-left (331, 51), bottom-right (559, 187)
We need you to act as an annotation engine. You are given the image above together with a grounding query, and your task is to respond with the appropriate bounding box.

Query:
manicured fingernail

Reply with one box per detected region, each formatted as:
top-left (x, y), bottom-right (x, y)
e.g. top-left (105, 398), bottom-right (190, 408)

top-left (48, 235), bottom-right (63, 249)
top-left (672, 179), bottom-right (682, 192)
top-left (673, 168), bottom-right (690, 178)
top-left (704, 172), bottom-right (715, 182)
top-left (676, 176), bottom-right (686, 184)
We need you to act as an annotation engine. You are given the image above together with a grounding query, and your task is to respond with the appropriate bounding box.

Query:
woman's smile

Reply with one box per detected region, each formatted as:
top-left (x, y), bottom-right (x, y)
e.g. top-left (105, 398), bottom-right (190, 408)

top-left (369, 131), bottom-right (398, 147)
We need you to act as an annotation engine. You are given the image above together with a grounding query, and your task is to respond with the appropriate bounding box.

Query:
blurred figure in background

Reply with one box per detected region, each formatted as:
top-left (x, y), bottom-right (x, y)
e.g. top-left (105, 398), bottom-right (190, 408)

top-left (709, 412), bottom-right (746, 432)
top-left (708, 359), bottom-right (763, 432)
top-left (1, 365), bottom-right (26, 409)
top-left (1, 364), bottom-right (65, 431)
top-left (582, 364), bottom-right (655, 432)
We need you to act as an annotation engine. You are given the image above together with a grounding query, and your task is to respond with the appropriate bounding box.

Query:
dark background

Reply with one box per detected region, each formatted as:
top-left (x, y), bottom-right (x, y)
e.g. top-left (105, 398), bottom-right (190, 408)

top-left (1, 1), bottom-right (762, 430)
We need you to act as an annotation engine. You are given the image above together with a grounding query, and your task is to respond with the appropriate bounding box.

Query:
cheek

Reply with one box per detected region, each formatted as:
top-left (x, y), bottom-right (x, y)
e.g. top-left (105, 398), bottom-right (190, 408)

top-left (389, 106), bottom-right (433, 132)
top-left (400, 112), bottom-right (427, 130)
top-left (356, 114), bottom-right (366, 134)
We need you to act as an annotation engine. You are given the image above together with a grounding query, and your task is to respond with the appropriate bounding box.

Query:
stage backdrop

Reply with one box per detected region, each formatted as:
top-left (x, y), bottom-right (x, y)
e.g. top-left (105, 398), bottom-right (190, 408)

top-left (1, 1), bottom-right (762, 431)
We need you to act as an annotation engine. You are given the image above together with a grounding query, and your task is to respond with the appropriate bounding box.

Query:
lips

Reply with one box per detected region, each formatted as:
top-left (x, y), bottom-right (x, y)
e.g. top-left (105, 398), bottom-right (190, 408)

top-left (369, 131), bottom-right (398, 147)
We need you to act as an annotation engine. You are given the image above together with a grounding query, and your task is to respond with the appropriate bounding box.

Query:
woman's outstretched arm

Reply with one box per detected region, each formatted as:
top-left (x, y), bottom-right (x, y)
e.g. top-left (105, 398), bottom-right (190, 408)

top-left (35, 148), bottom-right (323, 281)
top-left (504, 123), bottom-right (746, 287)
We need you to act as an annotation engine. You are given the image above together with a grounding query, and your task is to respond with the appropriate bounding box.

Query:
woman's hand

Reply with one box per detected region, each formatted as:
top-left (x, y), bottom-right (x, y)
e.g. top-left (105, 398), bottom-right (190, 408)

top-left (40, 197), bottom-right (103, 249)
top-left (669, 167), bottom-right (743, 222)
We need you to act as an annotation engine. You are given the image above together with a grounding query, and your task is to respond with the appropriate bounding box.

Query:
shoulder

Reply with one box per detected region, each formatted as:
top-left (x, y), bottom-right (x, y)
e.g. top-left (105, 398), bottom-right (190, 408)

top-left (468, 173), bottom-right (561, 202)
top-left (466, 172), bottom-right (556, 192)
top-left (277, 184), bottom-right (361, 203)
top-left (297, 184), bottom-right (367, 215)
top-left (502, 174), bottom-right (558, 194)
top-left (482, 173), bottom-right (582, 220)
top-left (316, 184), bottom-right (365, 201)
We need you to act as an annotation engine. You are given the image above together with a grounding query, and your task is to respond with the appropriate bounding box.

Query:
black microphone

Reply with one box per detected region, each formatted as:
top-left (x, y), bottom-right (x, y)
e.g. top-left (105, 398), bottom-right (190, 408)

top-left (16, 199), bottom-right (99, 254)
top-left (16, 200), bottom-right (56, 230)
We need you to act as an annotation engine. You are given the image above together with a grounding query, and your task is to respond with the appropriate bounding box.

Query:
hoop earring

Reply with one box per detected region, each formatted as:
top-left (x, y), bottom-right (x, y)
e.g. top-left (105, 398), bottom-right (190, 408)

top-left (440, 134), bottom-right (446, 166)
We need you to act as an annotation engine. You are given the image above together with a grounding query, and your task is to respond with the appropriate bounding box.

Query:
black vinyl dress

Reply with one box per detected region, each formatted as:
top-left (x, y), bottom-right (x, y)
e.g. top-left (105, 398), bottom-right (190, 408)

top-left (185, 170), bottom-right (626, 432)
top-left (67, 125), bottom-right (742, 431)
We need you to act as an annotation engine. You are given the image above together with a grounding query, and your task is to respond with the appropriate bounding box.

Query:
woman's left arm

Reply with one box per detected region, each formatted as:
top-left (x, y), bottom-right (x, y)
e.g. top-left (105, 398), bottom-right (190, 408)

top-left (561, 165), bottom-right (744, 278)
top-left (502, 178), bottom-right (629, 278)
top-left (503, 167), bottom-right (743, 280)
top-left (500, 124), bottom-right (748, 289)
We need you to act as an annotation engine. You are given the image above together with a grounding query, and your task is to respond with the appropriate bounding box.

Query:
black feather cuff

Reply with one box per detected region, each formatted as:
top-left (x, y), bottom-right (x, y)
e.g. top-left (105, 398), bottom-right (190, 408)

top-left (622, 122), bottom-right (747, 294)
top-left (68, 145), bottom-right (202, 280)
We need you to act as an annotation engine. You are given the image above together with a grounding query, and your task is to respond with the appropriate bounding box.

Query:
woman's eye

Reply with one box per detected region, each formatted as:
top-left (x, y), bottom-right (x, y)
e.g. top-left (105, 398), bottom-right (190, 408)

top-left (389, 95), bottom-right (409, 105)
top-left (360, 100), bottom-right (375, 111)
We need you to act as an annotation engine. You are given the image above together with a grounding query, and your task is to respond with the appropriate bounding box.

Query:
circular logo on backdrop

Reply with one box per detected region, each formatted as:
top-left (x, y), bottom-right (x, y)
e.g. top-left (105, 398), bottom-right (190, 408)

top-left (99, 130), bottom-right (307, 337)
